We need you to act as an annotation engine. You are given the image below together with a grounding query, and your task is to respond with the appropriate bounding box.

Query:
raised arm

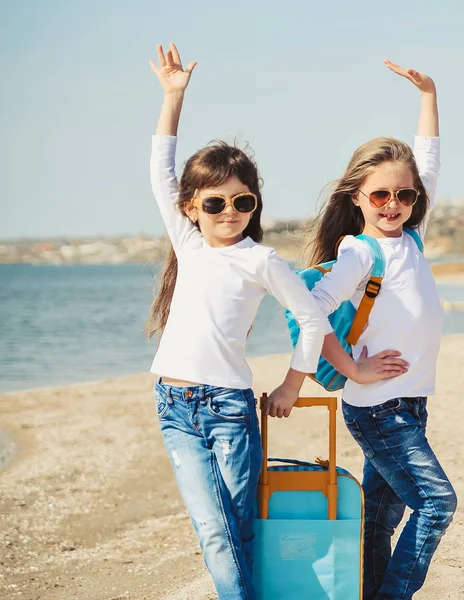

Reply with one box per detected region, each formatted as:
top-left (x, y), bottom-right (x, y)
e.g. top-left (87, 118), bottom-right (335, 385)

top-left (150, 43), bottom-right (197, 136)
top-left (149, 43), bottom-right (200, 251)
top-left (384, 60), bottom-right (440, 236)
top-left (384, 60), bottom-right (438, 137)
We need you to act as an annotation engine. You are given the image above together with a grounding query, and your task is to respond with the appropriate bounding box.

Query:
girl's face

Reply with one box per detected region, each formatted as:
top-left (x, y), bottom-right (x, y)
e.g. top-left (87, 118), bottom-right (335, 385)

top-left (185, 175), bottom-right (254, 247)
top-left (354, 161), bottom-right (415, 238)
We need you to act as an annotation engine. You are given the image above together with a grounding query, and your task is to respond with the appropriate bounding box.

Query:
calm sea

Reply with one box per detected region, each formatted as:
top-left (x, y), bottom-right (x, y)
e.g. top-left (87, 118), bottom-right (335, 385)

top-left (1, 263), bottom-right (463, 393)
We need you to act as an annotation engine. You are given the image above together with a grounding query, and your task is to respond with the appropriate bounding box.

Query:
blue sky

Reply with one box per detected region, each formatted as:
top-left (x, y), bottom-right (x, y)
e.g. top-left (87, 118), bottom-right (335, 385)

top-left (1, 0), bottom-right (463, 240)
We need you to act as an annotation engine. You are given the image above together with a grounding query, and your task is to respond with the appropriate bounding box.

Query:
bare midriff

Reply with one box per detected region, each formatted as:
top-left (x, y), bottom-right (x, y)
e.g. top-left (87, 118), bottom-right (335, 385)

top-left (160, 376), bottom-right (202, 387)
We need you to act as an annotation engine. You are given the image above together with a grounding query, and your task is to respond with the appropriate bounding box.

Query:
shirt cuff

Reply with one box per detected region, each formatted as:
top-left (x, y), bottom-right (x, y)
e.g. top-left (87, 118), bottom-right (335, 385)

top-left (414, 135), bottom-right (440, 151)
top-left (290, 353), bottom-right (318, 375)
top-left (152, 134), bottom-right (178, 150)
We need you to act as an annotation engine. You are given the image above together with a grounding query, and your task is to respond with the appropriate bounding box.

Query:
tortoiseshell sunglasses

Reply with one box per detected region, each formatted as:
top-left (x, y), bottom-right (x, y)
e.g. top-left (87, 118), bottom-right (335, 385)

top-left (191, 192), bottom-right (258, 215)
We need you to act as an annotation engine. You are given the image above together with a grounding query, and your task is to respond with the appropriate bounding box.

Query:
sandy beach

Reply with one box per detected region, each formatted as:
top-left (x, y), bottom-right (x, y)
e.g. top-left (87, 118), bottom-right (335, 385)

top-left (1, 337), bottom-right (463, 600)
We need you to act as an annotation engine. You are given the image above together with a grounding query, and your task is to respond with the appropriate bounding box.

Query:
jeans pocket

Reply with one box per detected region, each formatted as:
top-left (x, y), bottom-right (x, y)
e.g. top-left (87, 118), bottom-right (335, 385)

top-left (154, 388), bottom-right (170, 419)
top-left (371, 397), bottom-right (403, 418)
top-left (342, 403), bottom-right (375, 460)
top-left (206, 389), bottom-right (250, 422)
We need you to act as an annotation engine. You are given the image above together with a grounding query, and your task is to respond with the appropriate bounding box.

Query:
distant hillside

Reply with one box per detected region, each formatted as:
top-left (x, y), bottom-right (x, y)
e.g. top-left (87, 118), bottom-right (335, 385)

top-left (1, 204), bottom-right (464, 264)
top-left (263, 204), bottom-right (464, 262)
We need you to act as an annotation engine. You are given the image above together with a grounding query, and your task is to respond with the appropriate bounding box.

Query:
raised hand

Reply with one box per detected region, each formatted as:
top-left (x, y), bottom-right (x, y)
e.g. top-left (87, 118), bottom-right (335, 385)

top-left (150, 42), bottom-right (197, 95)
top-left (384, 59), bottom-right (436, 94)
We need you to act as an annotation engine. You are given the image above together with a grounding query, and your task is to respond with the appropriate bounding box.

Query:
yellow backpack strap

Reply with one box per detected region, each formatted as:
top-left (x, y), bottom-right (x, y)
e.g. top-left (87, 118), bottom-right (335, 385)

top-left (346, 276), bottom-right (383, 345)
top-left (345, 234), bottom-right (385, 346)
top-left (313, 265), bottom-right (331, 275)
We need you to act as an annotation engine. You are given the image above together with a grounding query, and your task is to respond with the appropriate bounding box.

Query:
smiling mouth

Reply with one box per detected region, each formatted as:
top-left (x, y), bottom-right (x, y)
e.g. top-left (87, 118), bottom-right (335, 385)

top-left (379, 213), bottom-right (401, 220)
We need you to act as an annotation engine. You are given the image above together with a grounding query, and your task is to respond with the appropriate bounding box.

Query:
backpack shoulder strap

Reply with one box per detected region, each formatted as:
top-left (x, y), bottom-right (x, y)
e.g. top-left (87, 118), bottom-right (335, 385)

top-left (346, 235), bottom-right (385, 346)
top-left (403, 227), bottom-right (424, 252)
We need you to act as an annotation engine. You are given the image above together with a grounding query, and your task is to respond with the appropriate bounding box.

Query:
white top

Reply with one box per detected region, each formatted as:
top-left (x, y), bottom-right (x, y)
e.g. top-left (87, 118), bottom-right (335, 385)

top-left (312, 136), bottom-right (443, 407)
top-left (149, 135), bottom-right (327, 389)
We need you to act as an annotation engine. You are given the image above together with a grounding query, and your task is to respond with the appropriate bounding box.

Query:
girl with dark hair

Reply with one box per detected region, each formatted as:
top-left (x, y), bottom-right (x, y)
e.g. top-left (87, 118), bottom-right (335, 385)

top-left (265, 62), bottom-right (457, 600)
top-left (146, 43), bottom-right (327, 600)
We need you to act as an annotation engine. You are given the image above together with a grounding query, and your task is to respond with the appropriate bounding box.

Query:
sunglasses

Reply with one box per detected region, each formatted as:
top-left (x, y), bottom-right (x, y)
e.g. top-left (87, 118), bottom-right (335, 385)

top-left (191, 192), bottom-right (258, 215)
top-left (359, 188), bottom-right (419, 209)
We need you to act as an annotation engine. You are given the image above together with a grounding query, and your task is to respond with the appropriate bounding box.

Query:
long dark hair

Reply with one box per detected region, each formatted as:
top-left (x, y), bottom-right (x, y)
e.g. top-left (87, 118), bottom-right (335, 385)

top-left (145, 140), bottom-right (263, 338)
top-left (303, 137), bottom-right (430, 265)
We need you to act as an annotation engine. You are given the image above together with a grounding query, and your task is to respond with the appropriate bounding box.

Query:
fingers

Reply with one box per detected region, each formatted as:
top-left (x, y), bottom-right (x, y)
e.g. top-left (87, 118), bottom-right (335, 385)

top-left (381, 358), bottom-right (409, 367)
top-left (170, 42), bottom-right (182, 67)
top-left (384, 59), bottom-right (415, 82)
top-left (272, 405), bottom-right (284, 418)
top-left (384, 59), bottom-right (426, 88)
top-left (263, 401), bottom-right (291, 418)
top-left (380, 364), bottom-right (408, 373)
top-left (185, 61), bottom-right (197, 75)
top-left (360, 346), bottom-right (368, 360)
top-left (263, 400), bottom-right (279, 417)
top-left (148, 60), bottom-right (159, 75)
top-left (374, 357), bottom-right (409, 372)
top-left (376, 360), bottom-right (408, 375)
top-left (375, 349), bottom-right (402, 359)
top-left (156, 44), bottom-right (167, 67)
top-left (406, 68), bottom-right (422, 85)
top-left (384, 59), bottom-right (407, 76)
top-left (151, 42), bottom-right (196, 79)
top-left (383, 59), bottom-right (398, 69)
top-left (283, 406), bottom-right (293, 418)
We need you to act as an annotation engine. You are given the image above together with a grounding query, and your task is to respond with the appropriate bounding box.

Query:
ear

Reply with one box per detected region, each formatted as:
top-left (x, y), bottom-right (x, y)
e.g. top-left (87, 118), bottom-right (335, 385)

top-left (184, 200), bottom-right (198, 223)
top-left (351, 195), bottom-right (359, 207)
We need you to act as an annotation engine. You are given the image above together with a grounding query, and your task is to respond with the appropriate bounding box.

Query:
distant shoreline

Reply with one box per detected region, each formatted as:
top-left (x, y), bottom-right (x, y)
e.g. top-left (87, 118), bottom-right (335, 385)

top-left (2, 257), bottom-right (464, 277)
top-left (2, 254), bottom-right (464, 266)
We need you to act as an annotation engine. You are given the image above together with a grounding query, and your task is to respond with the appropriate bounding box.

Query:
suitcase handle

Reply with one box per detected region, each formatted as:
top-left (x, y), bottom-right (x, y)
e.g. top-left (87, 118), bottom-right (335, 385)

top-left (258, 393), bottom-right (338, 520)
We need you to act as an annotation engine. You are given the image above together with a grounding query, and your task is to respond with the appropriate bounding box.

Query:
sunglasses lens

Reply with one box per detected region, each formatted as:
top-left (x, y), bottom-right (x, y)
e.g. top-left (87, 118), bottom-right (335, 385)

top-left (397, 189), bottom-right (418, 206)
top-left (234, 194), bottom-right (256, 213)
top-left (201, 196), bottom-right (226, 214)
top-left (369, 190), bottom-right (391, 207)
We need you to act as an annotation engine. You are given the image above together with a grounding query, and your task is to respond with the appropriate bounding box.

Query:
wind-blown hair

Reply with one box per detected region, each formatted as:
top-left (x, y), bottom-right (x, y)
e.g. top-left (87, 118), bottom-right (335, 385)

top-left (304, 137), bottom-right (429, 265)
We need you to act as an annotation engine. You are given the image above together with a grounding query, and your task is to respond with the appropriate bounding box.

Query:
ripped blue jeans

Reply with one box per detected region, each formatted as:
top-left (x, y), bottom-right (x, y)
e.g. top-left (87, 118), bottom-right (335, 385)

top-left (342, 397), bottom-right (457, 600)
top-left (155, 379), bottom-right (262, 600)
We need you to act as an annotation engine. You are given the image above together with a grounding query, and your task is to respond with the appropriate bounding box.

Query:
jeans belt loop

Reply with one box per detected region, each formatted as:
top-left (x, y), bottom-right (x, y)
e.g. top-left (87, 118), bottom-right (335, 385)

top-left (166, 385), bottom-right (174, 405)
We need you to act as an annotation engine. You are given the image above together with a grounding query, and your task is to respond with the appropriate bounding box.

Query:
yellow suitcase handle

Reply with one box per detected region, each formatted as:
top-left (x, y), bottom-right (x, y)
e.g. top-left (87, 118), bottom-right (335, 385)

top-left (258, 394), bottom-right (338, 520)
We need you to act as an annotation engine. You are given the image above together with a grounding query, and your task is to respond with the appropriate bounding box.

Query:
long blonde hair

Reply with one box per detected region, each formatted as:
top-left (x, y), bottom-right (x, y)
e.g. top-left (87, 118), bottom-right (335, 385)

top-left (304, 137), bottom-right (430, 265)
top-left (145, 141), bottom-right (263, 339)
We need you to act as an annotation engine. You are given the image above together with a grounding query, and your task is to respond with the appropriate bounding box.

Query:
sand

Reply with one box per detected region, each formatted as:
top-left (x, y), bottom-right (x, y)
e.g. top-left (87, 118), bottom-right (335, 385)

top-left (1, 338), bottom-right (463, 600)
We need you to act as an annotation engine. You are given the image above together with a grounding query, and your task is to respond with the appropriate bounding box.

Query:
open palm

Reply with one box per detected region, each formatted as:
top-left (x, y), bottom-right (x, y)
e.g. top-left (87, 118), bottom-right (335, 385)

top-left (149, 43), bottom-right (197, 94)
top-left (384, 59), bottom-right (435, 93)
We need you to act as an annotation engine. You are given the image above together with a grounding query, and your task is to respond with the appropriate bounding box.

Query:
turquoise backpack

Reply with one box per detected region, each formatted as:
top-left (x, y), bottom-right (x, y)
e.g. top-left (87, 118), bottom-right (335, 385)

top-left (285, 228), bottom-right (424, 391)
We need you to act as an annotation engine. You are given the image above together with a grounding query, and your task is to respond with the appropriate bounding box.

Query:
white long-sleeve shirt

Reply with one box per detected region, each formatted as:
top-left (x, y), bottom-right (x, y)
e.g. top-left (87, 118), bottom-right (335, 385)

top-left (149, 135), bottom-right (327, 389)
top-left (311, 137), bottom-right (443, 407)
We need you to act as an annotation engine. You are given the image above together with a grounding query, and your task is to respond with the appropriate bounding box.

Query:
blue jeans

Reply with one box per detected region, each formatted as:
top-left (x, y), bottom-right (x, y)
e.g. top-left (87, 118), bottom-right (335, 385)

top-left (155, 380), bottom-right (262, 600)
top-left (342, 397), bottom-right (457, 600)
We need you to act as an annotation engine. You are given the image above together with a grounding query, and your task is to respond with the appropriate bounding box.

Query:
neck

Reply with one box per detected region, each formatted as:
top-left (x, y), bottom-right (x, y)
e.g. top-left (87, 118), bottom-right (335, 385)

top-left (202, 233), bottom-right (245, 248)
top-left (362, 222), bottom-right (403, 239)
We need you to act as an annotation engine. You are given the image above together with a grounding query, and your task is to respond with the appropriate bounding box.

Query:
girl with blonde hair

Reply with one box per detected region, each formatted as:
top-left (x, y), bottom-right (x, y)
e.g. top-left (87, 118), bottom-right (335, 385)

top-left (265, 61), bottom-right (457, 600)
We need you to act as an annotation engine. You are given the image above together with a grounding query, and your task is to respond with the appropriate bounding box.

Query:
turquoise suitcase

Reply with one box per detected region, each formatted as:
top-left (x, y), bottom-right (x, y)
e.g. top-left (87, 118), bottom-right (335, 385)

top-left (253, 396), bottom-right (363, 599)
